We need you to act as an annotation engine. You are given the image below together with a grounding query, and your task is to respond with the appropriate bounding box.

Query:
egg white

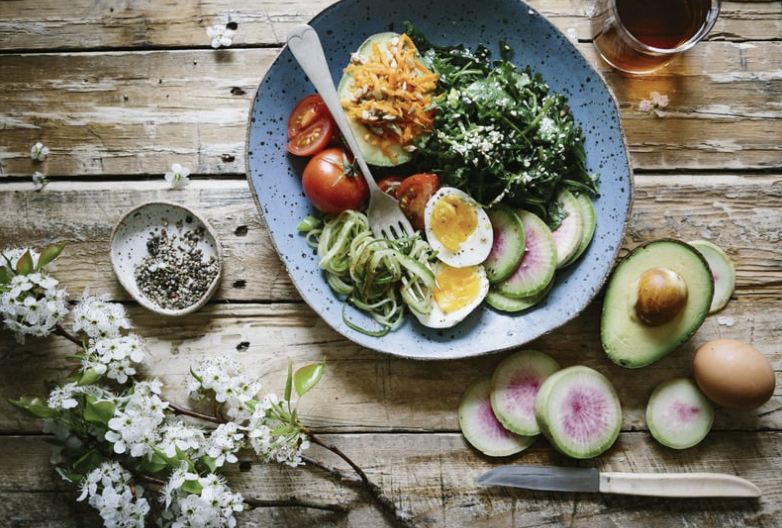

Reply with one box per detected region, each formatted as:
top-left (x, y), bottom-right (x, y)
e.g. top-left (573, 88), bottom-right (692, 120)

top-left (413, 261), bottom-right (489, 329)
top-left (424, 187), bottom-right (494, 268)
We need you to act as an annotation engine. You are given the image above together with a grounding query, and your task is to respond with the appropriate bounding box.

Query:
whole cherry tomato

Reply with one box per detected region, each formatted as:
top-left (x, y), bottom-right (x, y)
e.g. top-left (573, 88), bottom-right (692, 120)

top-left (302, 148), bottom-right (369, 216)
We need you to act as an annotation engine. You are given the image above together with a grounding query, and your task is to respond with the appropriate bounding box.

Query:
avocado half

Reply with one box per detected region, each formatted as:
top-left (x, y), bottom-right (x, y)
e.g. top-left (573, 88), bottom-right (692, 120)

top-left (600, 239), bottom-right (714, 368)
top-left (336, 32), bottom-right (414, 167)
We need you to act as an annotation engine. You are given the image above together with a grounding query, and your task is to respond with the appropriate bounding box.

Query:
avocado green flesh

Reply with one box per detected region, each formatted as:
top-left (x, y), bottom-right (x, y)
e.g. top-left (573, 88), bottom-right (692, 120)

top-left (601, 240), bottom-right (714, 368)
top-left (336, 32), bottom-right (413, 167)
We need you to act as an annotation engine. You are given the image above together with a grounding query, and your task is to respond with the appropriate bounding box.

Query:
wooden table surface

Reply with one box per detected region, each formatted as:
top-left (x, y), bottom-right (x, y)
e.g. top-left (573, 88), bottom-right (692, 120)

top-left (1, 1), bottom-right (781, 527)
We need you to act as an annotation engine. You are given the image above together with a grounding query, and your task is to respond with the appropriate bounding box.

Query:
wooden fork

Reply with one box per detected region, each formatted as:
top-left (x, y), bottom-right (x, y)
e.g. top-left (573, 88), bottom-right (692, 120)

top-left (286, 24), bottom-right (415, 240)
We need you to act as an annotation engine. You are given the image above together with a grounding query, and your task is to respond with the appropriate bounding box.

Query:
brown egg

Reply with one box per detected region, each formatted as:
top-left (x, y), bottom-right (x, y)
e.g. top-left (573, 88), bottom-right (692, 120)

top-left (693, 339), bottom-right (776, 410)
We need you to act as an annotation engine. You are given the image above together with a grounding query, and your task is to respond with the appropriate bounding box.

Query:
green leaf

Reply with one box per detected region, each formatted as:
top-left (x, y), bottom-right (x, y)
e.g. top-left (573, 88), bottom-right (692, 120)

top-left (15, 250), bottom-right (34, 276)
top-left (73, 450), bottom-right (105, 475)
top-left (0, 266), bottom-right (9, 285)
top-left (36, 242), bottom-right (66, 270)
top-left (83, 397), bottom-right (116, 425)
top-left (181, 478), bottom-right (204, 495)
top-left (284, 361), bottom-right (293, 403)
top-left (189, 366), bottom-right (203, 384)
top-left (293, 361), bottom-right (325, 398)
top-left (77, 368), bottom-right (102, 387)
top-left (139, 451), bottom-right (169, 474)
top-left (198, 455), bottom-right (217, 474)
top-left (8, 395), bottom-right (60, 419)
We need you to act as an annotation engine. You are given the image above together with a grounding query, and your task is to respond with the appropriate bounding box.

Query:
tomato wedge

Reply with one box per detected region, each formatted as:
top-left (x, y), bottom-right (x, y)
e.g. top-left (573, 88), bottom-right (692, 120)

top-left (286, 116), bottom-right (334, 157)
top-left (287, 94), bottom-right (330, 139)
top-left (397, 173), bottom-right (441, 229)
top-left (377, 176), bottom-right (404, 198)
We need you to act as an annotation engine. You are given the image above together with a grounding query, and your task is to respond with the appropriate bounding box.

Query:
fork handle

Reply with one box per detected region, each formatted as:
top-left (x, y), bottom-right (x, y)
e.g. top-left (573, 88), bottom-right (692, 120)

top-left (286, 25), bottom-right (378, 192)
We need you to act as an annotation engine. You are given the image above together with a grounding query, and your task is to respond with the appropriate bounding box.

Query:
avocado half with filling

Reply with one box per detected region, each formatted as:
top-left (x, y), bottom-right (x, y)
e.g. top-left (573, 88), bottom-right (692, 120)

top-left (336, 32), bottom-right (419, 167)
top-left (601, 239), bottom-right (714, 368)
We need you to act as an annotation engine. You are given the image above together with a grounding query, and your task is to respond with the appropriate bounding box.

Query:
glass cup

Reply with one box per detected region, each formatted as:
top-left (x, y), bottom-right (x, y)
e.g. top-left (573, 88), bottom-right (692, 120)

top-left (591, 0), bottom-right (721, 74)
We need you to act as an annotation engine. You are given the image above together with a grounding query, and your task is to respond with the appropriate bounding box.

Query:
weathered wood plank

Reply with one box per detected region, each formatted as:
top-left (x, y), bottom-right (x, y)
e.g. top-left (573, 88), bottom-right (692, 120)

top-left (2, 293), bottom-right (779, 435)
top-left (1, 433), bottom-right (780, 527)
top-left (1, 0), bottom-right (779, 51)
top-left (1, 41), bottom-right (780, 176)
top-left (1, 175), bottom-right (780, 302)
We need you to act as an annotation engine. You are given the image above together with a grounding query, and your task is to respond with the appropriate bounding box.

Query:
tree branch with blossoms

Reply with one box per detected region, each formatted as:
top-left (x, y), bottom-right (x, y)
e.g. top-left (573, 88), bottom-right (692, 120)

top-left (1, 245), bottom-right (416, 528)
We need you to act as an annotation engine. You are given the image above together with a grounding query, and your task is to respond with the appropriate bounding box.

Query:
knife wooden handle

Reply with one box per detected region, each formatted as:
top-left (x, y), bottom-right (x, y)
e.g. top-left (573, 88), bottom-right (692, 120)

top-left (599, 472), bottom-right (761, 498)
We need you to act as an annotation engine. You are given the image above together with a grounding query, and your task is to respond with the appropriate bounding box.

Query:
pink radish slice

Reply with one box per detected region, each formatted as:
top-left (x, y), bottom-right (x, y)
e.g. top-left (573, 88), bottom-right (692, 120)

top-left (550, 189), bottom-right (584, 269)
top-left (534, 366), bottom-right (622, 459)
top-left (490, 350), bottom-right (561, 436)
top-left (646, 378), bottom-right (714, 449)
top-left (458, 376), bottom-right (536, 457)
top-left (496, 210), bottom-right (557, 299)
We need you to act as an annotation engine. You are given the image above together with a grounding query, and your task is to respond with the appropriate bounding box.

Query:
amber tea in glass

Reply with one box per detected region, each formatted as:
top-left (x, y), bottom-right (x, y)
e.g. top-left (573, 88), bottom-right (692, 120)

top-left (591, 0), bottom-right (721, 74)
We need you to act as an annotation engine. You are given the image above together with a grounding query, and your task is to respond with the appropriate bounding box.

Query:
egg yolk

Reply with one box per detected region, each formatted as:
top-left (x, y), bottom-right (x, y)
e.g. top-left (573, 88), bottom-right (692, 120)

top-left (431, 194), bottom-right (478, 251)
top-left (433, 264), bottom-right (482, 312)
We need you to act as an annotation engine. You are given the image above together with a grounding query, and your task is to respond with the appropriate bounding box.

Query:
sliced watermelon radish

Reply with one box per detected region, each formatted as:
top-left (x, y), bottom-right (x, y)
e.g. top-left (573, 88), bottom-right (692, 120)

top-left (534, 365), bottom-right (622, 459)
top-left (485, 204), bottom-right (525, 284)
top-left (486, 279), bottom-right (553, 313)
top-left (646, 378), bottom-right (714, 449)
top-left (550, 188), bottom-right (584, 269)
top-left (563, 192), bottom-right (597, 267)
top-left (490, 350), bottom-right (561, 436)
top-left (458, 376), bottom-right (537, 457)
top-left (688, 239), bottom-right (735, 313)
top-left (495, 210), bottom-right (557, 299)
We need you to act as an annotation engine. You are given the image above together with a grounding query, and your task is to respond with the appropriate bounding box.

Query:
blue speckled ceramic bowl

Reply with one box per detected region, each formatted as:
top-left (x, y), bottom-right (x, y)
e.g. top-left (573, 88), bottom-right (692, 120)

top-left (246, 0), bottom-right (632, 360)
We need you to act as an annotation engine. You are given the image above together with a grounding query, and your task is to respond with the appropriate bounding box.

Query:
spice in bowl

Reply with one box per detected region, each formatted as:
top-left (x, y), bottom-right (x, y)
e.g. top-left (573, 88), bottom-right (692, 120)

top-left (134, 222), bottom-right (220, 311)
top-left (111, 202), bottom-right (223, 316)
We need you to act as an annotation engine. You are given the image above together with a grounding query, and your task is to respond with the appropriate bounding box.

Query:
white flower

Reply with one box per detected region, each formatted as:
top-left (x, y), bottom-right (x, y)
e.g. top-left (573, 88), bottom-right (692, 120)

top-left (165, 473), bottom-right (244, 528)
top-left (205, 422), bottom-right (244, 467)
top-left (164, 163), bottom-right (191, 188)
top-left (158, 421), bottom-right (207, 459)
top-left (0, 260), bottom-right (68, 343)
top-left (106, 380), bottom-right (168, 458)
top-left (188, 355), bottom-right (262, 422)
top-left (246, 394), bottom-right (309, 467)
top-left (32, 171), bottom-right (47, 191)
top-left (207, 24), bottom-right (235, 49)
top-left (639, 91), bottom-right (669, 118)
top-left (30, 141), bottom-right (50, 161)
top-left (72, 291), bottom-right (132, 339)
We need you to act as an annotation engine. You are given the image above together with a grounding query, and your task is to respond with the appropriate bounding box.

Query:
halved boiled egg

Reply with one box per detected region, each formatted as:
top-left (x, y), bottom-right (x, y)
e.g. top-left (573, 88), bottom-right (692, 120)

top-left (424, 187), bottom-right (493, 268)
top-left (413, 261), bottom-right (489, 328)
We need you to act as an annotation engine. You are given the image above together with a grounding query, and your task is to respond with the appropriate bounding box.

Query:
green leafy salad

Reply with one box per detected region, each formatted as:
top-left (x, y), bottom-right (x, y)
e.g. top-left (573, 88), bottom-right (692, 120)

top-left (406, 24), bottom-right (599, 226)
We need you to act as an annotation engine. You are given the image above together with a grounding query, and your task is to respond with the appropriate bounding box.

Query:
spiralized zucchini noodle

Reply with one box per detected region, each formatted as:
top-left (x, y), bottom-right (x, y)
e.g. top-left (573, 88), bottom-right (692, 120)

top-left (302, 210), bottom-right (436, 336)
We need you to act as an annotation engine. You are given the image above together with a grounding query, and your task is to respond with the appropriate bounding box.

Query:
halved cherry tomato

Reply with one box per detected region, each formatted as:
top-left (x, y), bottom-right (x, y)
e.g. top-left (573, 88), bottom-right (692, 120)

top-left (287, 94), bottom-right (330, 139)
top-left (286, 116), bottom-right (334, 157)
top-left (377, 176), bottom-right (404, 198)
top-left (302, 148), bottom-right (369, 216)
top-left (397, 173), bottom-right (440, 229)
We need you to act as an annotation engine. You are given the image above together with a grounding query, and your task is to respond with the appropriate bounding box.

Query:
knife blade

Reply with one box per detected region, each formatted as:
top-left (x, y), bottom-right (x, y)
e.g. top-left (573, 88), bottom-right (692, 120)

top-left (476, 465), bottom-right (761, 498)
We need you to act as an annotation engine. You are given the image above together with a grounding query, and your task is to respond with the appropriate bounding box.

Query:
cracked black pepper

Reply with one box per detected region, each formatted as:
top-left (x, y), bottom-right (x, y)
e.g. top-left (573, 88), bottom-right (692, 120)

top-left (134, 220), bottom-right (219, 310)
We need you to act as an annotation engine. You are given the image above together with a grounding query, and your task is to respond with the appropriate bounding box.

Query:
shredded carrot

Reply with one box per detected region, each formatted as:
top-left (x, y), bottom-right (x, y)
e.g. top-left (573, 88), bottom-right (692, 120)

top-left (341, 34), bottom-right (438, 163)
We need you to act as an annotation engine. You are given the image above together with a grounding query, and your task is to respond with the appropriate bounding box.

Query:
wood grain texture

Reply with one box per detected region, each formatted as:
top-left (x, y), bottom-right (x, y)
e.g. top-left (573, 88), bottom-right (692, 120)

top-left (1, 0), bottom-right (781, 527)
top-left (1, 433), bottom-right (780, 528)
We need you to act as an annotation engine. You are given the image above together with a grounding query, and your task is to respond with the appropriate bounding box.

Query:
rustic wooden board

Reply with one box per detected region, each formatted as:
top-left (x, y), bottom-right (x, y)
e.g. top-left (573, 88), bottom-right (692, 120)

top-left (1, 433), bottom-right (780, 528)
top-left (1, 175), bottom-right (780, 301)
top-left (1, 0), bottom-right (780, 50)
top-left (3, 293), bottom-right (779, 435)
top-left (0, 46), bottom-right (780, 176)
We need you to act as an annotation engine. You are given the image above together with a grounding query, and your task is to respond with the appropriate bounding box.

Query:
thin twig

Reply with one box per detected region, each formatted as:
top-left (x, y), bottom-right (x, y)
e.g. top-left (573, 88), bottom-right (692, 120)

top-left (243, 496), bottom-right (349, 514)
top-left (54, 323), bottom-right (82, 346)
top-left (167, 401), bottom-right (223, 424)
top-left (305, 431), bottom-right (417, 527)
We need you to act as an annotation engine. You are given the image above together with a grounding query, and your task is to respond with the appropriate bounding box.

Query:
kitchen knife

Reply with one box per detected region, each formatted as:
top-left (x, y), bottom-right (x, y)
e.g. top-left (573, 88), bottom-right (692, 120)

top-left (476, 465), bottom-right (761, 498)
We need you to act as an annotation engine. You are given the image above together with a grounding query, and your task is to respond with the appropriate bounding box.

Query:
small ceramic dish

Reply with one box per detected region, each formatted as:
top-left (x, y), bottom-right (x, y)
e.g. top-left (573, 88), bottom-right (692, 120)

top-left (110, 201), bottom-right (223, 316)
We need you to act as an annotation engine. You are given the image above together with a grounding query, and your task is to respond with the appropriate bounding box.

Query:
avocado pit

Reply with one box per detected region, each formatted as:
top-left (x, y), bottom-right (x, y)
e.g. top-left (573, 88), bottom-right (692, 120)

top-left (633, 267), bottom-right (688, 326)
